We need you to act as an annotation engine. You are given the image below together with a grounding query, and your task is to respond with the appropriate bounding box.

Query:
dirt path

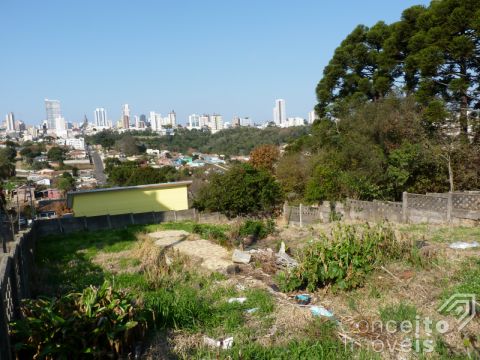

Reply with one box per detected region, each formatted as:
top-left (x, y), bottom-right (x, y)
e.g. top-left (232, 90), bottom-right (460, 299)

top-left (148, 230), bottom-right (233, 272)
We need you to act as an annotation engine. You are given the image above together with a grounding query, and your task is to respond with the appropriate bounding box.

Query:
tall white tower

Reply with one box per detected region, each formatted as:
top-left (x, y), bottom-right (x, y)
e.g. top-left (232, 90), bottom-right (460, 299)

top-left (273, 99), bottom-right (286, 126)
top-left (94, 108), bottom-right (108, 127)
top-left (5, 112), bottom-right (15, 131)
top-left (45, 99), bottom-right (62, 129)
top-left (122, 104), bottom-right (130, 129)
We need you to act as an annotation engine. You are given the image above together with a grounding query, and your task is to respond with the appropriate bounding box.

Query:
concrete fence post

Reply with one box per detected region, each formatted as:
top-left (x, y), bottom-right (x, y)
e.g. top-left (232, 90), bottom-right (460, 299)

top-left (402, 192), bottom-right (408, 223)
top-left (83, 216), bottom-right (88, 231)
top-left (174, 210), bottom-right (177, 222)
top-left (107, 214), bottom-right (112, 229)
top-left (130, 213), bottom-right (135, 225)
top-left (447, 192), bottom-right (452, 223)
top-left (299, 203), bottom-right (303, 227)
top-left (57, 218), bottom-right (64, 233)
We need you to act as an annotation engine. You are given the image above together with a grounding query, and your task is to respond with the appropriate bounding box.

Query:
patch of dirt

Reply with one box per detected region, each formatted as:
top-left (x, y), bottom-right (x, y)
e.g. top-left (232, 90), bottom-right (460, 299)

top-left (149, 230), bottom-right (233, 272)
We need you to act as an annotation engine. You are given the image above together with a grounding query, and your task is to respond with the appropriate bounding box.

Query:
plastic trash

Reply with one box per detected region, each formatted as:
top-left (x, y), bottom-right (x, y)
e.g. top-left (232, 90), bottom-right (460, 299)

top-left (449, 241), bottom-right (479, 249)
top-left (295, 294), bottom-right (311, 305)
top-left (203, 336), bottom-right (234, 349)
top-left (246, 307), bottom-right (259, 314)
top-left (228, 297), bottom-right (247, 304)
top-left (310, 305), bottom-right (334, 318)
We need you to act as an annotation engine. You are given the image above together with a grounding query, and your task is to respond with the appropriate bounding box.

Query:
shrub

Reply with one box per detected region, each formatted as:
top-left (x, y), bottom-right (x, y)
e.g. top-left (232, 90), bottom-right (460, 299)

top-left (193, 163), bottom-right (284, 218)
top-left (277, 223), bottom-right (405, 292)
top-left (238, 219), bottom-right (275, 239)
top-left (10, 281), bottom-right (149, 359)
top-left (192, 223), bottom-right (229, 245)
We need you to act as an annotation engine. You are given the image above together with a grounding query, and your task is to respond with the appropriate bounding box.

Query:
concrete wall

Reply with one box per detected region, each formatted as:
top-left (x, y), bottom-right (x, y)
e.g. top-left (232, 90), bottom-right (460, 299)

top-left (285, 192), bottom-right (480, 226)
top-left (35, 209), bottom-right (201, 237)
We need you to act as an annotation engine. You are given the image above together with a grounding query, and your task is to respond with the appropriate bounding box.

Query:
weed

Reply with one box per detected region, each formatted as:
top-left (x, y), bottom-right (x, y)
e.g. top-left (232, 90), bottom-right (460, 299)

top-left (10, 281), bottom-right (149, 359)
top-left (277, 223), bottom-right (407, 292)
top-left (379, 302), bottom-right (418, 330)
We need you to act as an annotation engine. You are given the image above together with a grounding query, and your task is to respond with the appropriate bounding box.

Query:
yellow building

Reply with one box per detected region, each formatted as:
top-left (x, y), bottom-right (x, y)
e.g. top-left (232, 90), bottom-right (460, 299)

top-left (66, 181), bottom-right (192, 217)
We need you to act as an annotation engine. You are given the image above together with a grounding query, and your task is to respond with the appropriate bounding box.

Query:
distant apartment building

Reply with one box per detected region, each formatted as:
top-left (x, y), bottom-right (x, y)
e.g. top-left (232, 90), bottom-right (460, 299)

top-left (5, 112), bottom-right (15, 131)
top-left (55, 117), bottom-right (67, 137)
top-left (308, 110), bottom-right (318, 124)
top-left (94, 108), bottom-right (108, 127)
top-left (45, 99), bottom-right (62, 129)
top-left (285, 117), bottom-right (306, 127)
top-left (122, 104), bottom-right (130, 129)
top-left (188, 114), bottom-right (201, 130)
top-left (165, 110), bottom-right (176, 127)
top-left (232, 116), bottom-right (252, 127)
top-left (210, 114), bottom-right (223, 131)
top-left (273, 99), bottom-right (286, 126)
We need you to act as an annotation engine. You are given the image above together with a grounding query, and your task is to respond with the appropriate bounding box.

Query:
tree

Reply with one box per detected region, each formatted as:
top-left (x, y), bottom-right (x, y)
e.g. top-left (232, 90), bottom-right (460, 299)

top-left (194, 163), bottom-right (283, 218)
top-left (47, 147), bottom-right (67, 163)
top-left (0, 148), bottom-right (16, 180)
top-left (276, 153), bottom-right (310, 201)
top-left (56, 172), bottom-right (75, 193)
top-left (114, 135), bottom-right (142, 156)
top-left (249, 144), bottom-right (280, 174)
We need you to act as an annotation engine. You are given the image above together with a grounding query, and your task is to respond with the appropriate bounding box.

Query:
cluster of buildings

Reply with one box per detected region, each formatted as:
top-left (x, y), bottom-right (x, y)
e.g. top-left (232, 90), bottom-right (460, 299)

top-left (273, 99), bottom-right (317, 128)
top-left (1, 98), bottom-right (318, 141)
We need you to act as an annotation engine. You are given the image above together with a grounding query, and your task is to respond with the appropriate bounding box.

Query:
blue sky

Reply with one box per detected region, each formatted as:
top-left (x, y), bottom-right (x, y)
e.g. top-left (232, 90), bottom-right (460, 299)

top-left (0, 0), bottom-right (430, 126)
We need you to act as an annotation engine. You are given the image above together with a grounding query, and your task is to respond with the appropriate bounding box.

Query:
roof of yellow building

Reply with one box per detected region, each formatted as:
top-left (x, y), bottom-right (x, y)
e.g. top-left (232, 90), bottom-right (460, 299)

top-left (66, 180), bottom-right (192, 208)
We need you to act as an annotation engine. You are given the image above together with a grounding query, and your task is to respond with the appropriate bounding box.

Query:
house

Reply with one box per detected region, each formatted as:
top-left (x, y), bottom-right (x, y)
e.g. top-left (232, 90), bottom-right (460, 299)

top-left (66, 180), bottom-right (192, 217)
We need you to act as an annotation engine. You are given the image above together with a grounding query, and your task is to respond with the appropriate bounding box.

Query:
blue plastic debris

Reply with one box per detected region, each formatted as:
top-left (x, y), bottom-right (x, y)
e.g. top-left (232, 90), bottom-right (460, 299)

top-left (295, 294), bottom-right (311, 305)
top-left (310, 305), bottom-right (334, 318)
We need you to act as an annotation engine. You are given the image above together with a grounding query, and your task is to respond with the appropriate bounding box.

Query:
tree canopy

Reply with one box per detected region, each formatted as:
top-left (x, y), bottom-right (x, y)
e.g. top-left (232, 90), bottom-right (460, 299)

top-left (194, 163), bottom-right (283, 218)
top-left (315, 0), bottom-right (480, 136)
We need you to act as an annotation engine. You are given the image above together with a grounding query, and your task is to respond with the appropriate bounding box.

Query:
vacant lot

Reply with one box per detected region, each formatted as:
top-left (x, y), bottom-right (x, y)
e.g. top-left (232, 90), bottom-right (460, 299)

top-left (30, 220), bottom-right (480, 359)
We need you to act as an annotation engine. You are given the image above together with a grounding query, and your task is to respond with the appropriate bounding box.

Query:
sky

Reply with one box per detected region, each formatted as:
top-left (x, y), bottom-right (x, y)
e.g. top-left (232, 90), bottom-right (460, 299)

top-left (0, 0), bottom-right (431, 126)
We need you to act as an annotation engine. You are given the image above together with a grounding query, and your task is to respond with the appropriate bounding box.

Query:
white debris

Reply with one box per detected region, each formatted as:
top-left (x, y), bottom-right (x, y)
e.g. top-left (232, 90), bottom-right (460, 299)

top-left (232, 249), bottom-right (251, 264)
top-left (310, 305), bottom-right (334, 318)
top-left (449, 241), bottom-right (479, 249)
top-left (203, 336), bottom-right (234, 349)
top-left (228, 297), bottom-right (247, 304)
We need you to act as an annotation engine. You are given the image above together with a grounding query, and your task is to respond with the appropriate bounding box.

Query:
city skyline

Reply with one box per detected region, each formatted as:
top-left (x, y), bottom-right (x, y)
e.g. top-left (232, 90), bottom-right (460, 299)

top-left (0, 0), bottom-right (430, 126)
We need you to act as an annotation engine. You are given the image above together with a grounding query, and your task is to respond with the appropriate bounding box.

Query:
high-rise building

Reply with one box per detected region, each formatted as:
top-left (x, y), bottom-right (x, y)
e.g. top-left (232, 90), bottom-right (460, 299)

top-left (45, 99), bottom-right (62, 129)
top-left (55, 116), bottom-right (67, 137)
top-left (122, 104), bottom-right (130, 129)
top-left (165, 110), bottom-right (176, 127)
top-left (149, 111), bottom-right (162, 131)
top-left (210, 114), bottom-right (223, 131)
top-left (308, 110), bottom-right (317, 124)
top-left (5, 112), bottom-right (15, 131)
top-left (188, 114), bottom-right (201, 130)
top-left (232, 116), bottom-right (241, 127)
top-left (94, 108), bottom-right (108, 127)
top-left (273, 99), bottom-right (286, 126)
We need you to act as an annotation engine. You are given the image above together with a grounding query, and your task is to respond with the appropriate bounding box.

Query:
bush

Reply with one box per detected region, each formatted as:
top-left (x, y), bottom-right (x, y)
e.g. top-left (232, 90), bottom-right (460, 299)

top-left (10, 281), bottom-right (149, 359)
top-left (193, 163), bottom-right (284, 218)
top-left (277, 223), bottom-right (405, 292)
top-left (192, 223), bottom-right (229, 246)
top-left (238, 219), bottom-right (275, 239)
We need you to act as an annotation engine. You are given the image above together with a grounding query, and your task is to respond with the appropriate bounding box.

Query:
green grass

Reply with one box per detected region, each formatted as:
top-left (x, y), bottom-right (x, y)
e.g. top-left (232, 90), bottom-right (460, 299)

top-left (441, 258), bottom-right (480, 302)
top-left (399, 224), bottom-right (480, 244)
top-left (379, 302), bottom-right (418, 329)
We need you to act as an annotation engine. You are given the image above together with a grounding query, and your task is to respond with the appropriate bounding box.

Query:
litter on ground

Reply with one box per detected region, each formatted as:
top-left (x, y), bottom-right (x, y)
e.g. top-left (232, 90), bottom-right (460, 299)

top-left (310, 305), bottom-right (334, 318)
top-left (449, 241), bottom-right (479, 249)
top-left (228, 297), bottom-right (247, 304)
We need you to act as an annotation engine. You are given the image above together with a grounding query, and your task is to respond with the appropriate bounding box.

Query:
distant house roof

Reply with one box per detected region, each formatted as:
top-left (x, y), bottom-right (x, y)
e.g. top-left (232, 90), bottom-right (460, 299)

top-left (66, 181), bottom-right (192, 208)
